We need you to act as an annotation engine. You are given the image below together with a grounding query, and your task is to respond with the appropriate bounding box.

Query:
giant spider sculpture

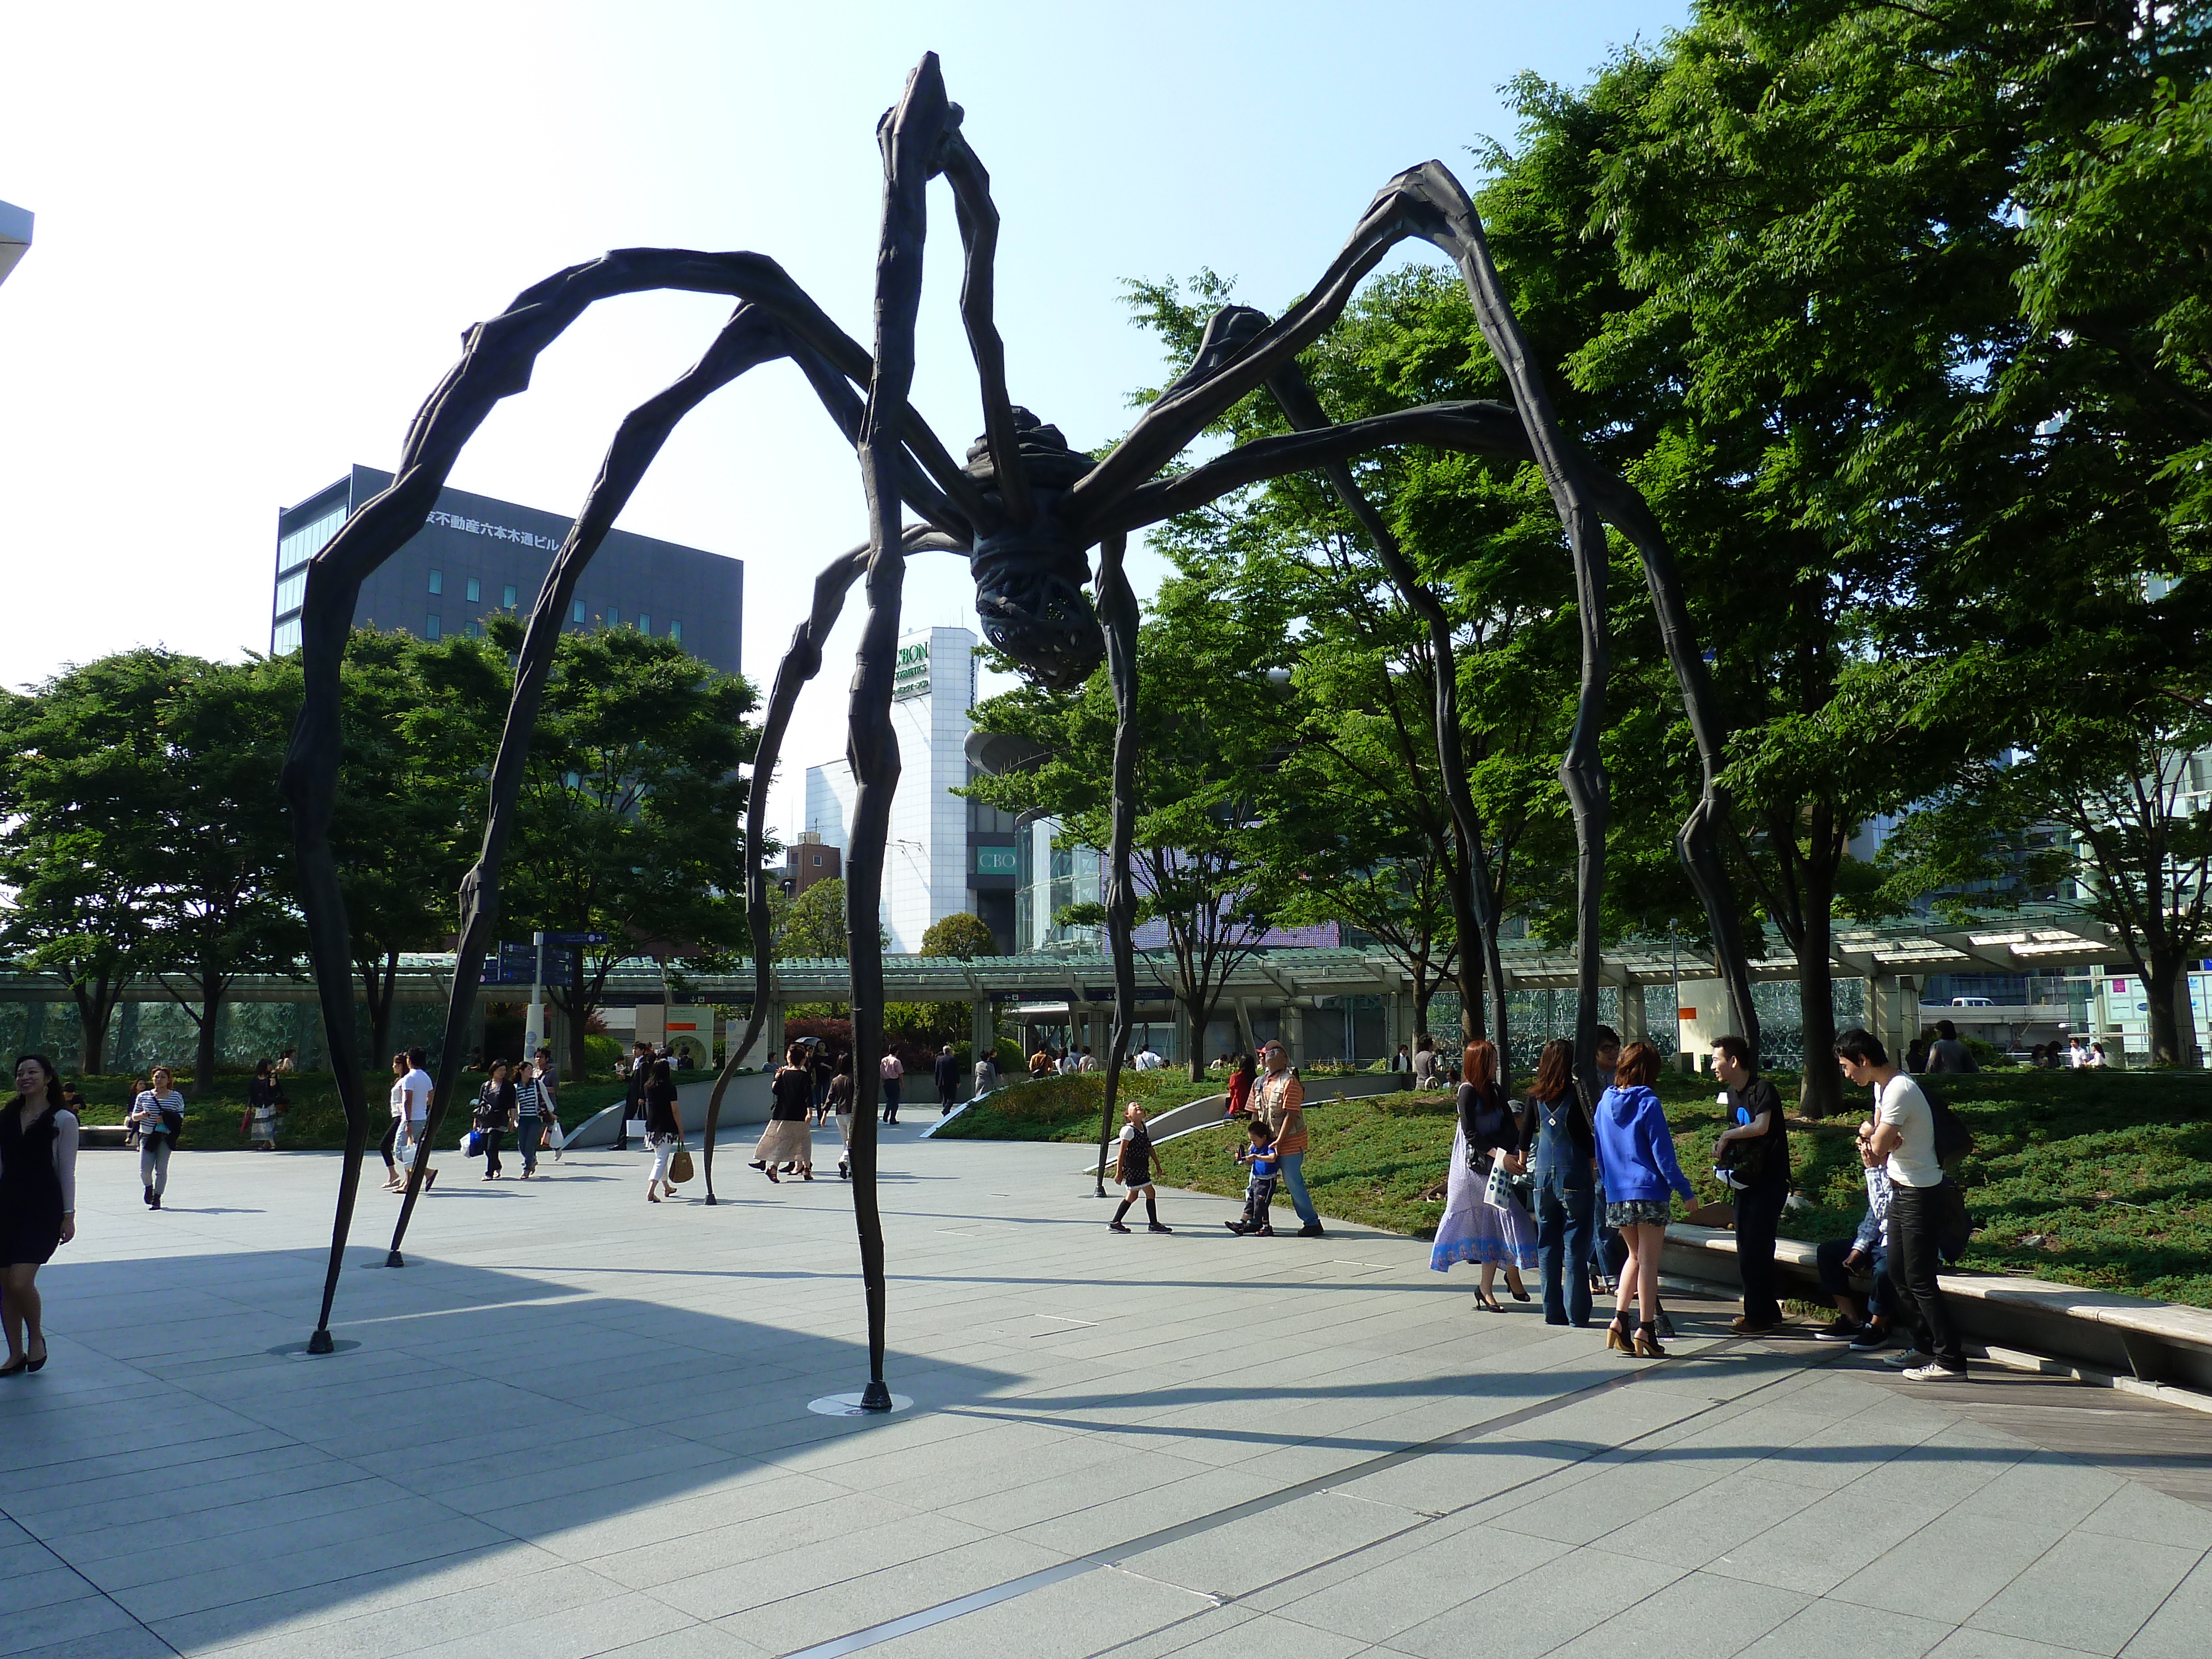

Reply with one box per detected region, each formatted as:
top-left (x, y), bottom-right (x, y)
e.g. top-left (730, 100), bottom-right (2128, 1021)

top-left (279, 54), bottom-right (1759, 1396)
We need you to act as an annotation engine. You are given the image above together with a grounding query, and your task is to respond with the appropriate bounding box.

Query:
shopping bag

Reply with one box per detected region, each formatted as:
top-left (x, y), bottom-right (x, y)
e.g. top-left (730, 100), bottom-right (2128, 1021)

top-left (463, 1128), bottom-right (484, 1159)
top-left (667, 1142), bottom-right (695, 1185)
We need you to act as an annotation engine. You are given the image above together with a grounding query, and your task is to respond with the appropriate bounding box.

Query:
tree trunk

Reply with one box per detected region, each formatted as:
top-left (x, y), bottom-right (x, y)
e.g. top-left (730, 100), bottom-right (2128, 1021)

top-left (2142, 948), bottom-right (2188, 1066)
top-left (71, 979), bottom-right (117, 1077)
top-left (1795, 855), bottom-right (1844, 1119)
top-left (193, 988), bottom-right (222, 1100)
top-left (1184, 993), bottom-right (1212, 1082)
top-left (361, 948), bottom-right (400, 1065)
top-left (1413, 981), bottom-right (1433, 1039)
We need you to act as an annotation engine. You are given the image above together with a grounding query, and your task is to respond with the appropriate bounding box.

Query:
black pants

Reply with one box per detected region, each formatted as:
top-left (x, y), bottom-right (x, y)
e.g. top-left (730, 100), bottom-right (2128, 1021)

top-left (378, 1118), bottom-right (399, 1171)
top-left (1887, 1181), bottom-right (1961, 1364)
top-left (1734, 1180), bottom-right (1788, 1325)
top-left (482, 1126), bottom-right (504, 1176)
top-left (880, 1080), bottom-right (900, 1123)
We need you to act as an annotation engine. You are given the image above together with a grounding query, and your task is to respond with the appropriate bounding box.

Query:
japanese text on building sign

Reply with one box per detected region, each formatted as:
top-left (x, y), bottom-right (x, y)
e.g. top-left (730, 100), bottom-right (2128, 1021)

top-left (426, 509), bottom-right (562, 551)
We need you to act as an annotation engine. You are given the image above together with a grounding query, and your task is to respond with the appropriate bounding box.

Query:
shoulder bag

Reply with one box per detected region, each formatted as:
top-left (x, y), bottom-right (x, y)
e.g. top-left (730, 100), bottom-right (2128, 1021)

top-left (667, 1139), bottom-right (694, 1185)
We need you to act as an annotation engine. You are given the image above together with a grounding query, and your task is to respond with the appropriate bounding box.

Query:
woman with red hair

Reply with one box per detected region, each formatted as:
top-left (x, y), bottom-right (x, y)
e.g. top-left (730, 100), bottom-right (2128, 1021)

top-left (1428, 1039), bottom-right (1535, 1308)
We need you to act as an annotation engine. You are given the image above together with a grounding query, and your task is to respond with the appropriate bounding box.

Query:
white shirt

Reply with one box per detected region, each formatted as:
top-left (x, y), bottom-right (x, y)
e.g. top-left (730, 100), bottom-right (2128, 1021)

top-left (2067, 1044), bottom-right (2087, 1068)
top-left (390, 1079), bottom-right (406, 1120)
top-left (400, 1068), bottom-right (434, 1121)
top-left (1133, 1048), bottom-right (1161, 1071)
top-left (1876, 1073), bottom-right (1943, 1190)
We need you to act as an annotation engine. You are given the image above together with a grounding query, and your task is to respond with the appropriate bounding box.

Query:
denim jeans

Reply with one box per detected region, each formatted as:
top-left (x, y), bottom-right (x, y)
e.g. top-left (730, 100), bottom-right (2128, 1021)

top-left (517, 1114), bottom-right (539, 1173)
top-left (1815, 1236), bottom-right (1890, 1322)
top-left (1276, 1151), bottom-right (1319, 1228)
top-left (1734, 1179), bottom-right (1788, 1325)
top-left (1534, 1172), bottom-right (1595, 1325)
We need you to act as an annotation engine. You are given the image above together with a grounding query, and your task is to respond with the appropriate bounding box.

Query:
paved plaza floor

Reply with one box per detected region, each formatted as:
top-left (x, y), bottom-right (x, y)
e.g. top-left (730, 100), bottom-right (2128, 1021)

top-left (5, 1127), bottom-right (2211, 1659)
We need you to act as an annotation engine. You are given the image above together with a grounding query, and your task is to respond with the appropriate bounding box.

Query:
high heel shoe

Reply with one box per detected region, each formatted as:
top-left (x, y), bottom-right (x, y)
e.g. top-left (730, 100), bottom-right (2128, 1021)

top-left (1634, 1323), bottom-right (1668, 1359)
top-left (0, 1357), bottom-right (27, 1378)
top-left (1605, 1318), bottom-right (1632, 1353)
top-left (25, 1346), bottom-right (45, 1374)
top-left (1509, 1279), bottom-right (1531, 1303)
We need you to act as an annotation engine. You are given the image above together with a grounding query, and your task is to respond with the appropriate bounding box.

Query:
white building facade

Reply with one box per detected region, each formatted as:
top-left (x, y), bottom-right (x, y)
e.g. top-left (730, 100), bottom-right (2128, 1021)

top-left (800, 627), bottom-right (1020, 954)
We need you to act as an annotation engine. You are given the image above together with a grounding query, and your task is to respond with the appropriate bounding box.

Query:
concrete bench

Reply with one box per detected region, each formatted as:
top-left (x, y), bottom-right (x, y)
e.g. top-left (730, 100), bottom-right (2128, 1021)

top-left (77, 1123), bottom-right (133, 1149)
top-left (1662, 1223), bottom-right (2212, 1400)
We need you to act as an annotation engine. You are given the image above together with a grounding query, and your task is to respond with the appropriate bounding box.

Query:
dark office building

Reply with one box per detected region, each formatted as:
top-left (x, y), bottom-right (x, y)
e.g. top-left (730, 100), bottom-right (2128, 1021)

top-left (270, 466), bottom-right (743, 676)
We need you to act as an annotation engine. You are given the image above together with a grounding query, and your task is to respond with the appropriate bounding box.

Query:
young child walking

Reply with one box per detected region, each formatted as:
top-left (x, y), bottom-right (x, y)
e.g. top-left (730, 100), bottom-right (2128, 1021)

top-left (1108, 1102), bottom-right (1172, 1233)
top-left (1225, 1119), bottom-right (1280, 1237)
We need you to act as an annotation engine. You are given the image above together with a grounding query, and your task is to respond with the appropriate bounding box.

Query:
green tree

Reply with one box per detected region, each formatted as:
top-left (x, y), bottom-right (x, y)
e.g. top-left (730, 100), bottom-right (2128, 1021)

top-left (970, 571), bottom-right (1296, 1081)
top-left (0, 659), bottom-right (164, 1074)
top-left (779, 878), bottom-right (857, 960)
top-left (485, 618), bottom-right (760, 1079)
top-left (919, 911), bottom-right (997, 958)
top-left (0, 652), bottom-right (306, 1093)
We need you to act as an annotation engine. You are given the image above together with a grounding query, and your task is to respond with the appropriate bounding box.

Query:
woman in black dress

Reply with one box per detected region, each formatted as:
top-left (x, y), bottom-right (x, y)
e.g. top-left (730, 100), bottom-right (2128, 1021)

top-left (2, 1055), bottom-right (77, 1375)
top-left (472, 1060), bottom-right (515, 1180)
top-left (644, 1058), bottom-right (686, 1201)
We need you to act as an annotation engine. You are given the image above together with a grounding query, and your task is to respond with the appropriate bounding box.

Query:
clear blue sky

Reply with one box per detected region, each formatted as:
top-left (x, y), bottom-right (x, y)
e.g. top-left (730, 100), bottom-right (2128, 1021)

top-left (0, 1), bottom-right (1687, 839)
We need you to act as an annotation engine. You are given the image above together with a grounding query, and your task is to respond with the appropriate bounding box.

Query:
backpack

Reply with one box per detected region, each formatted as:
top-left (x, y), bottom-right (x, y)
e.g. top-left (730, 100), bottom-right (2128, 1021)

top-left (1918, 1081), bottom-right (1975, 1171)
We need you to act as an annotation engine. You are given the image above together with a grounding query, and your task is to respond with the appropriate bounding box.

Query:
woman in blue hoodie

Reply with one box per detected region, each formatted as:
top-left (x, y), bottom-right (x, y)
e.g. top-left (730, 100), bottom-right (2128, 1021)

top-left (1593, 1041), bottom-right (1694, 1358)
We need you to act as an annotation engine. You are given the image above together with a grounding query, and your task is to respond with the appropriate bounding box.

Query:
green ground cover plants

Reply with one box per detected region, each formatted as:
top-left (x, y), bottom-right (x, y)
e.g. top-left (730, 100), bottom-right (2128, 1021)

top-left (1144, 1071), bottom-right (2212, 1308)
top-left (932, 1071), bottom-right (1225, 1142)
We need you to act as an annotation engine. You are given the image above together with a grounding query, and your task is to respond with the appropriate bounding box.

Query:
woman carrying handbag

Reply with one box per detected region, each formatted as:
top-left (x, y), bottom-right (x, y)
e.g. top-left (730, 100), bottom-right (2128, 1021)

top-left (472, 1061), bottom-right (515, 1180)
top-left (644, 1058), bottom-right (686, 1202)
top-left (1428, 1040), bottom-right (1536, 1309)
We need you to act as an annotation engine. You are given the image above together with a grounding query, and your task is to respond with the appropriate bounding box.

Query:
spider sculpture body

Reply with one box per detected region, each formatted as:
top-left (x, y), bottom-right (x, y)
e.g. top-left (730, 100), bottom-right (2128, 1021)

top-left (279, 54), bottom-right (1760, 1396)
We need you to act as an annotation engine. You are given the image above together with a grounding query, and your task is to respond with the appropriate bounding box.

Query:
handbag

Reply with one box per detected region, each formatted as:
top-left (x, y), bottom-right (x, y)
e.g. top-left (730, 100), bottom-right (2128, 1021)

top-left (1482, 1155), bottom-right (1532, 1217)
top-left (667, 1141), bottom-right (694, 1185)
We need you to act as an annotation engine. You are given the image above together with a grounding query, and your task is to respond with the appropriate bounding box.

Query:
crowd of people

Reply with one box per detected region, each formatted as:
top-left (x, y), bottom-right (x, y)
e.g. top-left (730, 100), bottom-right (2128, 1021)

top-left (2, 1003), bottom-right (1988, 1386)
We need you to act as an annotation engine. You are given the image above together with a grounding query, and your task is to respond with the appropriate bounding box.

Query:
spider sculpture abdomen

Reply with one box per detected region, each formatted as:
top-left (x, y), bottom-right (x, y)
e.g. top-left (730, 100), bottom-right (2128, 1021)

top-left (964, 408), bottom-right (1103, 690)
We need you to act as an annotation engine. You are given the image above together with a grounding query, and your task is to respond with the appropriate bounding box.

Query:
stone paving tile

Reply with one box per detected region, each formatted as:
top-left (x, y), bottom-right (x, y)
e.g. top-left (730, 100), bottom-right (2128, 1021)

top-left (1541, 1567), bottom-right (1810, 1658)
top-left (12, 1140), bottom-right (2212, 1659)
top-left (1259, 1520), bottom-right (1572, 1642)
top-left (1385, 1544), bottom-right (1689, 1659)
top-left (1965, 1528), bottom-right (2204, 1656)
top-left (1733, 1597), bottom-right (1954, 1659)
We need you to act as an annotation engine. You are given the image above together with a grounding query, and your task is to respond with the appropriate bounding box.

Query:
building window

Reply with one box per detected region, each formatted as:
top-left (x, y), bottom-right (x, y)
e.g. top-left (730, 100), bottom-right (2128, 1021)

top-left (466, 577), bottom-right (481, 603)
top-left (503, 583), bottom-right (517, 608)
top-left (276, 504), bottom-right (345, 574)
top-left (464, 620), bottom-right (481, 638)
top-left (639, 612), bottom-right (652, 635)
top-left (428, 569), bottom-right (443, 596)
top-left (811, 852), bottom-right (822, 867)
top-left (571, 598), bottom-right (586, 625)
top-left (273, 570), bottom-right (306, 617)
top-left (271, 617), bottom-right (302, 656)
top-left (668, 619), bottom-right (681, 644)
top-left (425, 614), bottom-right (441, 640)
top-left (606, 607), bottom-right (620, 628)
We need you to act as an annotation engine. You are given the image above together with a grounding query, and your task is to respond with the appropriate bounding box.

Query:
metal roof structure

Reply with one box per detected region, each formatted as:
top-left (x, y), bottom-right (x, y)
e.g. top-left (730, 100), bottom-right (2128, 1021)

top-left (0, 906), bottom-right (2123, 1009)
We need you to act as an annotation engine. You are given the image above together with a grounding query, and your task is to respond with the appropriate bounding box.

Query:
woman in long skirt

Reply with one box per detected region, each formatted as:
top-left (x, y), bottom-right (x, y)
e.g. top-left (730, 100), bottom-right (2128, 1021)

top-left (1430, 1039), bottom-right (1536, 1306)
top-left (752, 1045), bottom-right (815, 1183)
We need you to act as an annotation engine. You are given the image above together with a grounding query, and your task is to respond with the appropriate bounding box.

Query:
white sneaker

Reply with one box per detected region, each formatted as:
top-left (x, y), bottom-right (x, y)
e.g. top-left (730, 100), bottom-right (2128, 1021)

top-left (1901, 1360), bottom-right (1969, 1383)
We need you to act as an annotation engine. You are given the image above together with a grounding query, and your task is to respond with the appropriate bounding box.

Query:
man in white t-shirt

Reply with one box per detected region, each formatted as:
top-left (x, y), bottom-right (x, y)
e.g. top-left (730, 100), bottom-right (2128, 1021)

top-left (398, 1047), bottom-right (436, 1188)
top-left (1837, 1026), bottom-right (1961, 1382)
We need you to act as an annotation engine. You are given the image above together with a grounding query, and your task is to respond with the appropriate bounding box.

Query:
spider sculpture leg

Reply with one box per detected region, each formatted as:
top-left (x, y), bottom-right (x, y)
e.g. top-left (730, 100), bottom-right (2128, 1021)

top-left (1089, 533), bottom-right (1140, 1196)
top-left (282, 247), bottom-right (962, 1350)
top-left (384, 304), bottom-right (845, 1265)
top-left (1066, 161), bottom-right (1683, 1090)
top-left (838, 55), bottom-right (951, 1412)
top-left (1262, 363), bottom-right (1514, 1073)
top-left (700, 525), bottom-right (961, 1204)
